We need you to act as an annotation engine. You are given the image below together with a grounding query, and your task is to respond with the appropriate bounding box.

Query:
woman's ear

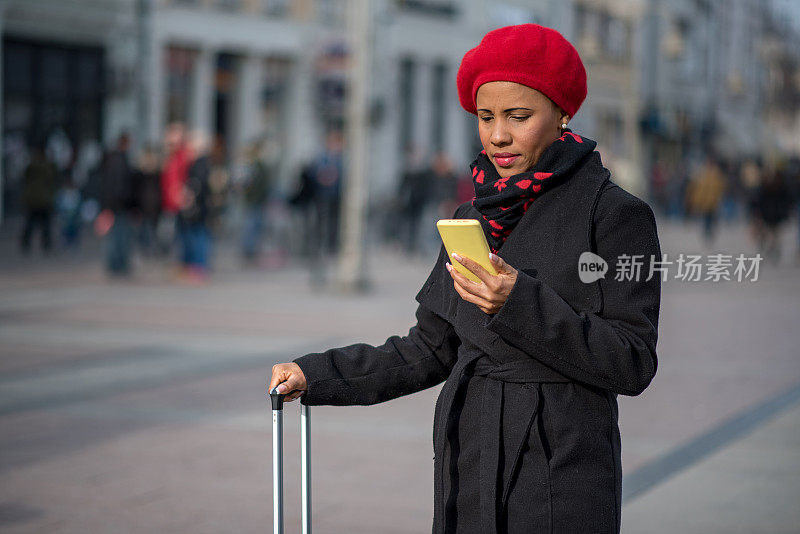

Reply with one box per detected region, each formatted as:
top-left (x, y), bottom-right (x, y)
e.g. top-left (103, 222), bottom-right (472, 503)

top-left (559, 110), bottom-right (571, 129)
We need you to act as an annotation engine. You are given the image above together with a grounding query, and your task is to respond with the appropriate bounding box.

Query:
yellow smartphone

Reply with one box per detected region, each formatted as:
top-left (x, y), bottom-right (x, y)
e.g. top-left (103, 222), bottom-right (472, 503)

top-left (436, 219), bottom-right (498, 283)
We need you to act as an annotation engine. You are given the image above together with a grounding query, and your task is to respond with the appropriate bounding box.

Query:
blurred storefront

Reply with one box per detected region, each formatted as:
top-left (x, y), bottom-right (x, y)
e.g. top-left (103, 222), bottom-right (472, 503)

top-left (0, 0), bottom-right (124, 220)
top-left (147, 0), bottom-right (307, 186)
top-left (0, 0), bottom-right (486, 219)
top-left (0, 0), bottom-right (310, 220)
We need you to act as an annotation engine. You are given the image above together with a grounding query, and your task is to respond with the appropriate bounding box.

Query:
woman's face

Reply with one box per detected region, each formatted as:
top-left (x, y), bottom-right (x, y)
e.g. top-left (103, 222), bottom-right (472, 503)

top-left (475, 81), bottom-right (568, 178)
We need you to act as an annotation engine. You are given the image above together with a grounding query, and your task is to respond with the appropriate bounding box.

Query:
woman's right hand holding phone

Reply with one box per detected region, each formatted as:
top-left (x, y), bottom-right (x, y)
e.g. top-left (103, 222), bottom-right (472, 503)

top-left (269, 362), bottom-right (308, 402)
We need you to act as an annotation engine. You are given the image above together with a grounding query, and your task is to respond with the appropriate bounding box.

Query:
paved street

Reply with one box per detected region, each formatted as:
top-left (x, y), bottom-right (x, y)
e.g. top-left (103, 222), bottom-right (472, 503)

top-left (1, 215), bottom-right (799, 533)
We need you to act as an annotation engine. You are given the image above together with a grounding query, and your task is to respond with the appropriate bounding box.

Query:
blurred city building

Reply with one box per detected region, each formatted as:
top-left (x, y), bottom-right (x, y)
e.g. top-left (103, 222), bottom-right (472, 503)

top-left (1, 0), bottom-right (799, 223)
top-left (567, 0), bottom-right (644, 196)
top-left (639, 0), bottom-right (770, 190)
top-left (762, 1), bottom-right (800, 157)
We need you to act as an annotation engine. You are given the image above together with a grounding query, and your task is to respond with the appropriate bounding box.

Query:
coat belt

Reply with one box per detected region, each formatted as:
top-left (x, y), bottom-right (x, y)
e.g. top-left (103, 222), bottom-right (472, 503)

top-left (433, 353), bottom-right (570, 533)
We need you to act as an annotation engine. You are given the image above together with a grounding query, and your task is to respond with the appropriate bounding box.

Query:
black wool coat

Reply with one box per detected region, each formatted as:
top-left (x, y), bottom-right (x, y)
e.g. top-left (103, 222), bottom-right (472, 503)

top-left (294, 150), bottom-right (662, 533)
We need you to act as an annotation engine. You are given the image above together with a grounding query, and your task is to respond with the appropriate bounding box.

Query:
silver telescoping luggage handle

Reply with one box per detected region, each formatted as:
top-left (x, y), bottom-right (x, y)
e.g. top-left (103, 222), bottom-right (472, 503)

top-left (270, 386), bottom-right (312, 534)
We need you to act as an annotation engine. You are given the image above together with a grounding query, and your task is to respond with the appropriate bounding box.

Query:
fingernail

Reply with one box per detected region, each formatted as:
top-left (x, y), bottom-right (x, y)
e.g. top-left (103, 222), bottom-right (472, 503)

top-left (446, 262), bottom-right (452, 272)
top-left (452, 253), bottom-right (461, 261)
top-left (489, 253), bottom-right (499, 261)
top-left (277, 384), bottom-right (286, 394)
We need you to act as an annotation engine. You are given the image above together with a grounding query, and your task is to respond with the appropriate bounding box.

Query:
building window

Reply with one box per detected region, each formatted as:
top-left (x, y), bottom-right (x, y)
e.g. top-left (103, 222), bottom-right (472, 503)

top-left (575, 4), bottom-right (630, 63)
top-left (260, 56), bottom-right (293, 140)
top-left (216, 0), bottom-right (243, 11)
top-left (165, 46), bottom-right (196, 124)
top-left (315, 42), bottom-right (348, 128)
top-left (2, 38), bottom-right (104, 215)
top-left (601, 16), bottom-right (631, 62)
top-left (263, 0), bottom-right (290, 16)
top-left (398, 57), bottom-right (415, 153)
top-left (575, 4), bottom-right (600, 59)
top-left (431, 62), bottom-right (447, 153)
top-left (316, 0), bottom-right (347, 26)
top-left (395, 0), bottom-right (457, 18)
top-left (214, 52), bottom-right (238, 140)
top-left (2, 38), bottom-right (104, 145)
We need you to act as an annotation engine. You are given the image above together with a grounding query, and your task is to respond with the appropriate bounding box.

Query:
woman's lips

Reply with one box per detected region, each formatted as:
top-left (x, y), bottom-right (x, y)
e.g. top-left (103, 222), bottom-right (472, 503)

top-left (493, 153), bottom-right (520, 167)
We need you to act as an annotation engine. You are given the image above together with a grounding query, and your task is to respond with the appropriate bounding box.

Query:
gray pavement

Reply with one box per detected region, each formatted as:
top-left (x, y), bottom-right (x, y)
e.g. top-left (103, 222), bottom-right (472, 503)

top-left (623, 396), bottom-right (800, 534)
top-left (0, 214), bottom-right (799, 533)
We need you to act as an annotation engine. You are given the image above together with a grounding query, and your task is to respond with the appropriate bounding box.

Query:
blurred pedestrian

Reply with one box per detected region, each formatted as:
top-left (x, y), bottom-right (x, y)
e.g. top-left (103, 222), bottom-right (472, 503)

top-left (753, 168), bottom-right (792, 264)
top-left (455, 163), bottom-right (476, 205)
top-left (650, 159), bottom-right (670, 218)
top-left (159, 122), bottom-right (191, 256)
top-left (431, 152), bottom-right (459, 216)
top-left (240, 141), bottom-right (273, 262)
top-left (421, 152), bottom-right (459, 255)
top-left (668, 160), bottom-right (690, 221)
top-left (132, 144), bottom-right (162, 257)
top-left (398, 145), bottom-right (430, 255)
top-left (287, 162), bottom-right (317, 258)
top-left (46, 128), bottom-right (73, 177)
top-left (740, 158), bottom-right (764, 246)
top-left (99, 132), bottom-right (136, 276)
top-left (177, 130), bottom-right (213, 282)
top-left (307, 129), bottom-right (344, 285)
top-left (206, 135), bottom-right (231, 235)
top-left (55, 175), bottom-right (82, 250)
top-left (686, 156), bottom-right (726, 246)
top-left (19, 141), bottom-right (57, 254)
top-left (783, 156), bottom-right (800, 263)
top-left (719, 159), bottom-right (741, 222)
top-left (72, 138), bottom-right (103, 192)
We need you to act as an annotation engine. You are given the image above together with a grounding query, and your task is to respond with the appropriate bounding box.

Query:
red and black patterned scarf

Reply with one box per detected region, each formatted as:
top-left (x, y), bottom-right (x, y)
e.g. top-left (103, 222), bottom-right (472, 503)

top-left (470, 129), bottom-right (597, 253)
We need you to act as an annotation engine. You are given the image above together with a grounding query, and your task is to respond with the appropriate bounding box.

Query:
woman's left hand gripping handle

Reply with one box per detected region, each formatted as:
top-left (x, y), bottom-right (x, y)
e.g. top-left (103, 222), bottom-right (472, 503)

top-left (269, 362), bottom-right (308, 404)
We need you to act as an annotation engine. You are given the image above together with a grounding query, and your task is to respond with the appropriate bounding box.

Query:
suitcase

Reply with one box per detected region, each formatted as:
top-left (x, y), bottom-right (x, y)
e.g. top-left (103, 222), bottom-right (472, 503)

top-left (270, 387), bottom-right (312, 534)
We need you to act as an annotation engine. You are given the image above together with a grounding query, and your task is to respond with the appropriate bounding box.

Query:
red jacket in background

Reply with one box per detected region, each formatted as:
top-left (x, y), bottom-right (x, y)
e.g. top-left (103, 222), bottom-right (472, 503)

top-left (161, 146), bottom-right (190, 214)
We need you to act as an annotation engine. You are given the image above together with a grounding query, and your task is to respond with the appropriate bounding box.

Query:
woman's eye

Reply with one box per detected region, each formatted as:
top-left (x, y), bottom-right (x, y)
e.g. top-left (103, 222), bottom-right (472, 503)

top-left (511, 115), bottom-right (530, 122)
top-left (480, 116), bottom-right (493, 123)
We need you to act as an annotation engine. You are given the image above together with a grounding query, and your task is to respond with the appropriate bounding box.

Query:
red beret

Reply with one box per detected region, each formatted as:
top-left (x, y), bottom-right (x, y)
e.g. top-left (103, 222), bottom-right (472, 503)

top-left (456, 24), bottom-right (587, 118)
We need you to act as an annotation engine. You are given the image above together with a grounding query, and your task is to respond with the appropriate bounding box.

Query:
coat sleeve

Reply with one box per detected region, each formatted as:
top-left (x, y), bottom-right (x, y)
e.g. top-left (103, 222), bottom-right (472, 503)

top-left (486, 187), bottom-right (661, 396)
top-left (292, 303), bottom-right (461, 406)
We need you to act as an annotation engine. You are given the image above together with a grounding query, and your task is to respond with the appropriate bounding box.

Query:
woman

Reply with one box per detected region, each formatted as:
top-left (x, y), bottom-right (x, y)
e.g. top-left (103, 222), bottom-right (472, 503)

top-left (269, 24), bottom-right (661, 533)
